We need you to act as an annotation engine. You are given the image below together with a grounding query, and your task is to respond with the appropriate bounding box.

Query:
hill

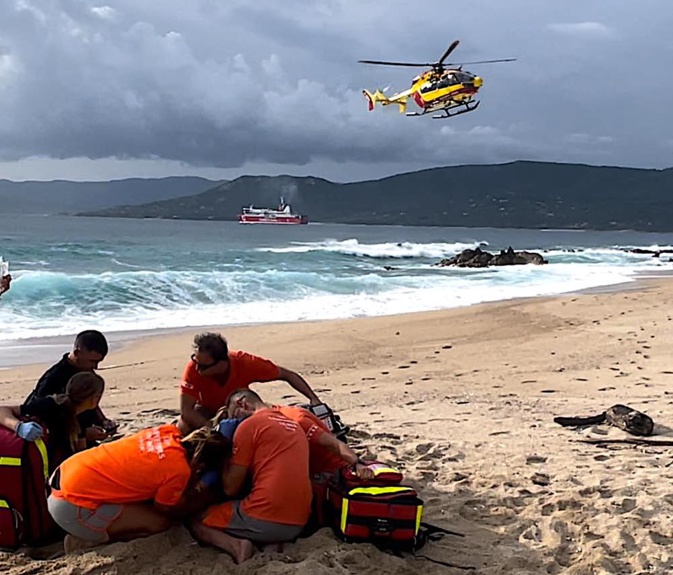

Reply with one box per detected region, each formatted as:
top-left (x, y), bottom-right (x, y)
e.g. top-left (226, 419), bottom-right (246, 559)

top-left (78, 161), bottom-right (673, 231)
top-left (0, 176), bottom-right (220, 215)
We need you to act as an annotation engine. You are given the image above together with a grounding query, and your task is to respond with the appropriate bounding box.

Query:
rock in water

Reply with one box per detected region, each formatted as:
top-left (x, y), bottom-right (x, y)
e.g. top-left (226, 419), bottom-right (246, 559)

top-left (436, 246), bottom-right (548, 268)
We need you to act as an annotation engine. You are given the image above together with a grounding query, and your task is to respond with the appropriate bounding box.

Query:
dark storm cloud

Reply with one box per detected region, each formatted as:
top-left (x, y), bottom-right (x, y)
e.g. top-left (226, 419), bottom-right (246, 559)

top-left (0, 0), bottom-right (672, 172)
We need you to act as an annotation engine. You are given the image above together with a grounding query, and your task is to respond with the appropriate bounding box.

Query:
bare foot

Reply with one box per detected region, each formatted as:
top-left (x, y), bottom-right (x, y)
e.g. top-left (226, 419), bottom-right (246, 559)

top-left (190, 521), bottom-right (255, 564)
top-left (232, 538), bottom-right (254, 564)
top-left (63, 534), bottom-right (101, 554)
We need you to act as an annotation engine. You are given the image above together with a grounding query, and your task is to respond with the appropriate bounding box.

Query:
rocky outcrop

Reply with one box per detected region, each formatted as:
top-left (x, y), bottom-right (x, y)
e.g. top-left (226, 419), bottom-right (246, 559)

top-left (628, 248), bottom-right (673, 258)
top-left (436, 246), bottom-right (548, 268)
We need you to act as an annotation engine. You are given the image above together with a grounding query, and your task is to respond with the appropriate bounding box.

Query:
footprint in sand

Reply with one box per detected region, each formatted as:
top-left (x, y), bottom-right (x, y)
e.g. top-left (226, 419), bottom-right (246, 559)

top-left (405, 381), bottom-right (414, 386)
top-left (315, 388), bottom-right (332, 393)
top-left (442, 345), bottom-right (453, 349)
top-left (398, 365), bottom-right (410, 369)
top-left (526, 455), bottom-right (547, 465)
top-left (350, 390), bottom-right (361, 394)
top-left (421, 377), bottom-right (431, 381)
top-left (361, 377), bottom-right (376, 381)
top-left (381, 371), bottom-right (390, 375)
top-left (139, 408), bottom-right (180, 418)
top-left (598, 386), bottom-right (616, 391)
top-left (650, 531), bottom-right (673, 546)
top-left (410, 360), bottom-right (418, 364)
top-left (373, 432), bottom-right (402, 443)
top-left (541, 390), bottom-right (557, 394)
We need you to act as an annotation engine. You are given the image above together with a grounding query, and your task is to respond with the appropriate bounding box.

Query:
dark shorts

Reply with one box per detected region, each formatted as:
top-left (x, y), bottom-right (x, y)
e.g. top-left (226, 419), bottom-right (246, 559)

top-left (47, 495), bottom-right (122, 542)
top-left (202, 501), bottom-right (304, 544)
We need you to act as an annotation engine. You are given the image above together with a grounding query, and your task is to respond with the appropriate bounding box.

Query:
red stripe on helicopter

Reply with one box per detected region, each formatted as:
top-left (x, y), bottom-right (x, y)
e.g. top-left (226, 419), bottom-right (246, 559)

top-left (412, 86), bottom-right (477, 109)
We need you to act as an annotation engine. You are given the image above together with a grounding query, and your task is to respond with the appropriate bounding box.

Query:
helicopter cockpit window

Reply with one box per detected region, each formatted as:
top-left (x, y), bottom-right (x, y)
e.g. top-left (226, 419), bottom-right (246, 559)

top-left (420, 82), bottom-right (434, 93)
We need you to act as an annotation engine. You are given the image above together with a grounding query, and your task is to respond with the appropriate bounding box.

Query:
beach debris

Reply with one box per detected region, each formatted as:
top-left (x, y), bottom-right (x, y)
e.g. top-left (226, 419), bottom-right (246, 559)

top-left (554, 404), bottom-right (654, 436)
top-left (435, 246), bottom-right (547, 268)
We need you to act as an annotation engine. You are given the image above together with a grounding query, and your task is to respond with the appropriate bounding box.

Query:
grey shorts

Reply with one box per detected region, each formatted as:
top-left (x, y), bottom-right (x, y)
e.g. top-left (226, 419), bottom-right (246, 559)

top-left (47, 495), bottom-right (122, 542)
top-left (205, 500), bottom-right (304, 544)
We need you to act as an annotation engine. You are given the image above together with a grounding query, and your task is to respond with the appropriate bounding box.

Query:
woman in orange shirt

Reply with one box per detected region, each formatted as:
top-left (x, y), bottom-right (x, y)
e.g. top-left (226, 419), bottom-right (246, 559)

top-left (47, 424), bottom-right (229, 553)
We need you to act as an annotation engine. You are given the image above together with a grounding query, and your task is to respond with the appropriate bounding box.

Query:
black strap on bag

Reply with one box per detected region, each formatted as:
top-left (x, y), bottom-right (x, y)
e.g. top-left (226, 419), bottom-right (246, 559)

top-left (388, 522), bottom-right (476, 571)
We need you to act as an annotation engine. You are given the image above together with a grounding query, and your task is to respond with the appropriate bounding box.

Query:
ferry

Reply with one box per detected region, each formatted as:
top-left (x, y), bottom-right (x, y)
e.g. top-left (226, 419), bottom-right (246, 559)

top-left (238, 197), bottom-right (308, 225)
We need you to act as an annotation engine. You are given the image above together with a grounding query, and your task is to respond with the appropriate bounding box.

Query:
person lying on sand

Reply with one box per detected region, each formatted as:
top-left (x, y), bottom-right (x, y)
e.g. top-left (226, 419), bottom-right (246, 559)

top-left (24, 330), bottom-right (118, 443)
top-left (223, 389), bottom-right (374, 482)
top-left (0, 372), bottom-right (105, 471)
top-left (189, 398), bottom-right (311, 564)
top-left (177, 332), bottom-right (323, 435)
top-left (47, 424), bottom-right (229, 554)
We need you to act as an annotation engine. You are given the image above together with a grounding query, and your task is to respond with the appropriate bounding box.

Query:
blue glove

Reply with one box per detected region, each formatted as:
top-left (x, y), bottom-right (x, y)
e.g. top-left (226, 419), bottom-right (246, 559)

top-left (16, 421), bottom-right (43, 442)
top-left (216, 418), bottom-right (242, 441)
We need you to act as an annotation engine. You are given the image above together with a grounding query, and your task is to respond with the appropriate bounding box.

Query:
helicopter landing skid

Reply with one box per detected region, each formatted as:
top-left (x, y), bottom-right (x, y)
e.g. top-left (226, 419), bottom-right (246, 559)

top-left (405, 100), bottom-right (480, 119)
top-left (431, 100), bottom-right (480, 119)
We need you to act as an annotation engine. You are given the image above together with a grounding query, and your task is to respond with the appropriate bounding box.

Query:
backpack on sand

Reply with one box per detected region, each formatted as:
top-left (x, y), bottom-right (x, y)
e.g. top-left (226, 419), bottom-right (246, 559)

top-left (326, 460), bottom-right (466, 569)
top-left (0, 425), bottom-right (60, 550)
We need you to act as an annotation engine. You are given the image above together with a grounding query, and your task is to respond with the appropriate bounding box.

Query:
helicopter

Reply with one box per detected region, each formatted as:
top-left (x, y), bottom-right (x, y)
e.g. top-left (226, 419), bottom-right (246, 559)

top-left (359, 40), bottom-right (515, 119)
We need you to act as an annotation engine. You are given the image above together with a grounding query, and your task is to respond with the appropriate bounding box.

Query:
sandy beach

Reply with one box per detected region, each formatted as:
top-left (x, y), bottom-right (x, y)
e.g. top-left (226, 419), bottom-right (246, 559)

top-left (3, 278), bottom-right (673, 574)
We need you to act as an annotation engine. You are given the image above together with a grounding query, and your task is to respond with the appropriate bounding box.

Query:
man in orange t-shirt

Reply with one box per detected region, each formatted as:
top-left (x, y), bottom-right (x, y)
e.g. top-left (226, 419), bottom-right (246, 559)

top-left (177, 332), bottom-right (323, 435)
top-left (47, 425), bottom-right (228, 553)
top-left (190, 401), bottom-right (311, 564)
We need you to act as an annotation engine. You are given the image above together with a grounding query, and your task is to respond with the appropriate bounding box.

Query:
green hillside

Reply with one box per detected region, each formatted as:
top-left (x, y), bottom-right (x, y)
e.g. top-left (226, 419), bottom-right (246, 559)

top-left (78, 161), bottom-right (673, 231)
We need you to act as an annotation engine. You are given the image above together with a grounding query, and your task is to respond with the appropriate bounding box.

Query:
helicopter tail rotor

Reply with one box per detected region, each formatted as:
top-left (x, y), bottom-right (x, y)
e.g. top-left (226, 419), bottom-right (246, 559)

top-left (363, 89), bottom-right (390, 111)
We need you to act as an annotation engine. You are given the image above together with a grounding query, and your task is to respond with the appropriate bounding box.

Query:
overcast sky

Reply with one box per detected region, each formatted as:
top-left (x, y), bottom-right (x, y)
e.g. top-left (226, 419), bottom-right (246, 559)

top-left (0, 0), bottom-right (672, 182)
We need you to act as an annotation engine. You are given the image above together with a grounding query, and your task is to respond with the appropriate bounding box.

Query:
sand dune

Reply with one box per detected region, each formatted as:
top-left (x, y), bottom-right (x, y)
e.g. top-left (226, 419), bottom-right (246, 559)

top-left (3, 278), bottom-right (673, 574)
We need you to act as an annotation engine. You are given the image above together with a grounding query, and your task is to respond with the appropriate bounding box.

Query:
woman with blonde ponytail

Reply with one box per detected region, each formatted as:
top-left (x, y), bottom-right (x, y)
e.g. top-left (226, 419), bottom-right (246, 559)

top-left (0, 372), bottom-right (105, 468)
top-left (46, 423), bottom-right (229, 554)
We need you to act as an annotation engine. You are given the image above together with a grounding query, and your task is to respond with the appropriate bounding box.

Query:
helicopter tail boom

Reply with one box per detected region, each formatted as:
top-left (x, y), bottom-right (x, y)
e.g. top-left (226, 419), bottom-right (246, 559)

top-left (362, 89), bottom-right (407, 114)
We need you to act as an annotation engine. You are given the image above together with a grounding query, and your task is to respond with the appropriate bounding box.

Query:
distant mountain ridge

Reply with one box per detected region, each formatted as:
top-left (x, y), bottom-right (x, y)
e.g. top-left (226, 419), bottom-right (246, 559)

top-left (0, 176), bottom-right (220, 215)
top-left (78, 161), bottom-right (673, 231)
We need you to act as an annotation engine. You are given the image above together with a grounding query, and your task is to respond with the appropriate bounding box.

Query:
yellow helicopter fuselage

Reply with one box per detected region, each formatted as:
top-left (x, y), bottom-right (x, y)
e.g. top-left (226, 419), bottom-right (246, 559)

top-left (363, 69), bottom-right (483, 115)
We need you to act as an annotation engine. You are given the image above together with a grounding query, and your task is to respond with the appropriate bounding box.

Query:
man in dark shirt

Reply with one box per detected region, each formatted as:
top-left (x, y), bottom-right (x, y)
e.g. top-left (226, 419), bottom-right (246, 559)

top-left (24, 330), bottom-right (116, 442)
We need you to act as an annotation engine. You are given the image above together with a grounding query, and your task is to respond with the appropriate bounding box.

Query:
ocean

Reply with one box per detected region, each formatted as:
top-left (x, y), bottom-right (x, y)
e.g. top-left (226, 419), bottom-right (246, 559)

top-left (2, 214), bottom-right (673, 366)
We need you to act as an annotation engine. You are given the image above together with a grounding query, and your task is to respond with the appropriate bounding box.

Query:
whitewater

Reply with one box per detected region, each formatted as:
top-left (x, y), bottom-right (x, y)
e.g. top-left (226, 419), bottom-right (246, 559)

top-left (1, 214), bottom-right (673, 345)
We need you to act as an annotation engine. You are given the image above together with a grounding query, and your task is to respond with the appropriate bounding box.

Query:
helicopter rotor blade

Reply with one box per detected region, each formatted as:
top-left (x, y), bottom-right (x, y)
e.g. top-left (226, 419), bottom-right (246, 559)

top-left (437, 40), bottom-right (460, 66)
top-left (446, 58), bottom-right (517, 66)
top-left (358, 60), bottom-right (434, 67)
